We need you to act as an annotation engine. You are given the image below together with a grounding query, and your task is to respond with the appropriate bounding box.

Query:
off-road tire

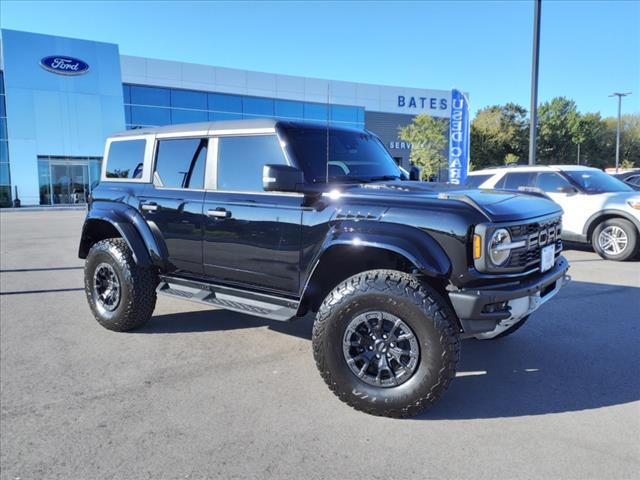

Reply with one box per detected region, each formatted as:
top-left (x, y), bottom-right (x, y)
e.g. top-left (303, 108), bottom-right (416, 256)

top-left (312, 269), bottom-right (460, 418)
top-left (592, 218), bottom-right (638, 261)
top-left (84, 238), bottom-right (158, 331)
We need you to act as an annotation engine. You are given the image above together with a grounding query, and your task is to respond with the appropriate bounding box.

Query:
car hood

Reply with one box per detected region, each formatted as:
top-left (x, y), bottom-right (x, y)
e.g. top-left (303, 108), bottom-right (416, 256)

top-left (339, 181), bottom-right (563, 222)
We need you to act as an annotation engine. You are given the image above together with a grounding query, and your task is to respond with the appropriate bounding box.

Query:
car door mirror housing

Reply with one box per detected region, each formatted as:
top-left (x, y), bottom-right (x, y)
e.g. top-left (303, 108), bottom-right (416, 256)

top-left (263, 164), bottom-right (305, 192)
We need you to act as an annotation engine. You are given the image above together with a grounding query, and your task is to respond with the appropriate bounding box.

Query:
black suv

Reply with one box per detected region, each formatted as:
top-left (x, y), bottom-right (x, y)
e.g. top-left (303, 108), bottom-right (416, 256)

top-left (79, 119), bottom-right (569, 417)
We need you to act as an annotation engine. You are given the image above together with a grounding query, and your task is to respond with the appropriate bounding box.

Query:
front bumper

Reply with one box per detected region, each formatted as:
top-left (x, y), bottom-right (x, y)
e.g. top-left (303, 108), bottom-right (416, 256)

top-left (448, 256), bottom-right (570, 337)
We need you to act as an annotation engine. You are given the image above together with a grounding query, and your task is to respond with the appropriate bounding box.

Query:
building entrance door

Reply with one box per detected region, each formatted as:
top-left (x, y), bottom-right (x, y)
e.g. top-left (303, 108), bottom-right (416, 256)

top-left (50, 162), bottom-right (89, 205)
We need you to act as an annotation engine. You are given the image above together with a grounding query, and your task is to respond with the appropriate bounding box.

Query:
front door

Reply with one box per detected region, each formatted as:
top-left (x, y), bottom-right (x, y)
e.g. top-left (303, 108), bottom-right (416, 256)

top-left (139, 137), bottom-right (208, 274)
top-left (202, 134), bottom-right (303, 295)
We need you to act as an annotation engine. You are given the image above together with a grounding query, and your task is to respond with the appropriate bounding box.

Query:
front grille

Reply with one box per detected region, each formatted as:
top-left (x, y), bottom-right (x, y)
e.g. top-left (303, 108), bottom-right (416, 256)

top-left (506, 217), bottom-right (562, 269)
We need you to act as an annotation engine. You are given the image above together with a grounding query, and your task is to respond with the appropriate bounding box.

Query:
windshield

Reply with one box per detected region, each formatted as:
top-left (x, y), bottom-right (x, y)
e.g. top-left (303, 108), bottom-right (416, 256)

top-left (564, 170), bottom-right (633, 193)
top-left (281, 125), bottom-right (401, 183)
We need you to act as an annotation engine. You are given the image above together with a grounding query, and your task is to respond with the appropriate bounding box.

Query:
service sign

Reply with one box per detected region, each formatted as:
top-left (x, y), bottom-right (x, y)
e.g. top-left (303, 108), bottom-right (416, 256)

top-left (40, 56), bottom-right (90, 76)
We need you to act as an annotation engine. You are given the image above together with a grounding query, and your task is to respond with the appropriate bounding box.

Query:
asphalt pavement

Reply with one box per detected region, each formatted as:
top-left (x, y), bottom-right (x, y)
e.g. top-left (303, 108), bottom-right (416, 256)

top-left (1, 210), bottom-right (639, 479)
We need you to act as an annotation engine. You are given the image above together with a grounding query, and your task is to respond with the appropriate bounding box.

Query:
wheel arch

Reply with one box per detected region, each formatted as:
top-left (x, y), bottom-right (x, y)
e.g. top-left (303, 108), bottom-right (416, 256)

top-left (583, 209), bottom-right (640, 242)
top-left (78, 202), bottom-right (166, 268)
top-left (297, 224), bottom-right (452, 316)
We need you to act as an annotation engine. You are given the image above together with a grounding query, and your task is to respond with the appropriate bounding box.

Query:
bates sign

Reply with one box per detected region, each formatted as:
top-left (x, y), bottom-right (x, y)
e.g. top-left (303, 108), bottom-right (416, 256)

top-left (40, 56), bottom-right (90, 76)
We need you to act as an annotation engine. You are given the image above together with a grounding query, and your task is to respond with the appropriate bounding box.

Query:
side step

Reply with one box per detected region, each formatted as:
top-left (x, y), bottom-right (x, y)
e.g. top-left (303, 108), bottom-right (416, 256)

top-left (156, 275), bottom-right (300, 322)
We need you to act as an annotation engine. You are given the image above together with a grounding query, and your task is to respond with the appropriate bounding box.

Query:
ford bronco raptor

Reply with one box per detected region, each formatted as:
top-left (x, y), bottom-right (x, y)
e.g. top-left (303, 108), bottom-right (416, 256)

top-left (79, 119), bottom-right (570, 418)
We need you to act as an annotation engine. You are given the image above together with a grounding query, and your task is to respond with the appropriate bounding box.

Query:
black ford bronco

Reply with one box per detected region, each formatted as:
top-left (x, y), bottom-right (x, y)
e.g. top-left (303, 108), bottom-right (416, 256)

top-left (79, 119), bottom-right (570, 417)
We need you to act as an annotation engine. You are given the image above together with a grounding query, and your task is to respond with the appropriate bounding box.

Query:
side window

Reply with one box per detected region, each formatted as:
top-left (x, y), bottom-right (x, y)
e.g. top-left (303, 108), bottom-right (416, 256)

top-left (105, 139), bottom-right (146, 179)
top-left (154, 138), bottom-right (207, 189)
top-left (628, 175), bottom-right (640, 186)
top-left (464, 174), bottom-right (493, 188)
top-left (217, 135), bottom-right (286, 191)
top-left (536, 172), bottom-right (572, 193)
top-left (502, 172), bottom-right (536, 190)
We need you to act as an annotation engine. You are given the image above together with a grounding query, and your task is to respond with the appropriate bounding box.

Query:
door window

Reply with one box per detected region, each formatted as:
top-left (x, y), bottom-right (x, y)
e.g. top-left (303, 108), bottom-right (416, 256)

top-left (154, 138), bottom-right (207, 189)
top-left (217, 135), bottom-right (286, 191)
top-left (536, 172), bottom-right (573, 193)
top-left (105, 139), bottom-right (146, 179)
top-left (501, 172), bottom-right (537, 190)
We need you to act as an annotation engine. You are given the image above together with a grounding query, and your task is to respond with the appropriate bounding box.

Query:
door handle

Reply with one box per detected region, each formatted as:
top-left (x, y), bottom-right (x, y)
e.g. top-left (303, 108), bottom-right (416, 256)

top-left (141, 202), bottom-right (158, 212)
top-left (207, 208), bottom-right (231, 219)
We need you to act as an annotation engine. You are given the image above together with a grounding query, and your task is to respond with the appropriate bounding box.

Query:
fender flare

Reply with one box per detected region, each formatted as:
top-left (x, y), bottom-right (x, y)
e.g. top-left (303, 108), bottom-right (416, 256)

top-left (582, 209), bottom-right (640, 238)
top-left (78, 202), bottom-right (167, 268)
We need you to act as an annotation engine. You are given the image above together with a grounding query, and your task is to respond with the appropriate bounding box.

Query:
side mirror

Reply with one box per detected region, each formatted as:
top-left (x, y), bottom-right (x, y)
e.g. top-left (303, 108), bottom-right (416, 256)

top-left (263, 164), bottom-right (305, 192)
top-left (409, 165), bottom-right (422, 181)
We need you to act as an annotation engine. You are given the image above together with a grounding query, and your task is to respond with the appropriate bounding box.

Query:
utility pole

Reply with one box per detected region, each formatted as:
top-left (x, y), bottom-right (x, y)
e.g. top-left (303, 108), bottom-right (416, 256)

top-left (577, 143), bottom-right (580, 165)
top-left (528, 0), bottom-right (542, 165)
top-left (609, 92), bottom-right (631, 172)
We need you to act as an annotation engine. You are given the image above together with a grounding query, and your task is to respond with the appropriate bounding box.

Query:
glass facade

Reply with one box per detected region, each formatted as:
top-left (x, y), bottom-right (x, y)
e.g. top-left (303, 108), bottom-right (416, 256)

top-left (37, 156), bottom-right (102, 206)
top-left (0, 71), bottom-right (11, 207)
top-left (123, 84), bottom-right (365, 131)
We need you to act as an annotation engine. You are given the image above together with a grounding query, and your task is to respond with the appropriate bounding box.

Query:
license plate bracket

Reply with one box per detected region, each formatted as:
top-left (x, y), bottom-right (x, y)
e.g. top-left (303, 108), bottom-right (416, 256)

top-left (540, 244), bottom-right (555, 272)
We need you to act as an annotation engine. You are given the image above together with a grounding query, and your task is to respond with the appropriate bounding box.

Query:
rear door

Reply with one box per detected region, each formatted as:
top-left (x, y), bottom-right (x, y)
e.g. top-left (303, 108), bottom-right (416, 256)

top-left (202, 133), bottom-right (303, 295)
top-left (139, 137), bottom-right (208, 274)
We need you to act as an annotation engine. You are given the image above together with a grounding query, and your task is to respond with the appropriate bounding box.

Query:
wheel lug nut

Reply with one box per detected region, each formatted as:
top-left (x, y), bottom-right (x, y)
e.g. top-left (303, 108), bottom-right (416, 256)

top-left (371, 335), bottom-right (376, 340)
top-left (390, 343), bottom-right (395, 348)
top-left (376, 354), bottom-right (381, 359)
top-left (382, 334), bottom-right (387, 339)
top-left (369, 346), bottom-right (374, 350)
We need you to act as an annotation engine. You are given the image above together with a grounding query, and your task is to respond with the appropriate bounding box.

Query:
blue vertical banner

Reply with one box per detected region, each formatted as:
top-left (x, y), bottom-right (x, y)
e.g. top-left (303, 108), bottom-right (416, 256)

top-left (448, 89), bottom-right (470, 184)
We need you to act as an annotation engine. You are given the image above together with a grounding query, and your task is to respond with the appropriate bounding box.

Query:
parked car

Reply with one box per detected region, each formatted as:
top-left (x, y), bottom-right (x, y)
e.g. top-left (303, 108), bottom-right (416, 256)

top-left (612, 170), bottom-right (640, 191)
top-left (466, 165), bottom-right (640, 261)
top-left (79, 119), bottom-right (569, 417)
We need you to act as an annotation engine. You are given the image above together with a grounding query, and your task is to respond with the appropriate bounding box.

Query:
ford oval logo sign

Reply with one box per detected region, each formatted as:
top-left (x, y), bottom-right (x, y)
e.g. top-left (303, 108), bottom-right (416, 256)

top-left (40, 56), bottom-right (90, 76)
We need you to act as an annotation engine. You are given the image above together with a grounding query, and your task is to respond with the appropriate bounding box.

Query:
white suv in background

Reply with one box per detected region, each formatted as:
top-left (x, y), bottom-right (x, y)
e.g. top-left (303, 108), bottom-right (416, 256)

top-left (466, 165), bottom-right (640, 261)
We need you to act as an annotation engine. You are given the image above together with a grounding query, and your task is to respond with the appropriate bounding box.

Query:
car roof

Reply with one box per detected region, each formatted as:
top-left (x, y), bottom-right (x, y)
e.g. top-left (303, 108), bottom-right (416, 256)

top-left (468, 164), bottom-right (600, 175)
top-left (109, 118), bottom-right (365, 138)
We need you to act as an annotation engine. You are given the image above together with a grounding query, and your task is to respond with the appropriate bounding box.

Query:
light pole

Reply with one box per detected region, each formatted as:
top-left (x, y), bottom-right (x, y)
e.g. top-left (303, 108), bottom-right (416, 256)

top-left (609, 92), bottom-right (631, 172)
top-left (528, 0), bottom-right (542, 165)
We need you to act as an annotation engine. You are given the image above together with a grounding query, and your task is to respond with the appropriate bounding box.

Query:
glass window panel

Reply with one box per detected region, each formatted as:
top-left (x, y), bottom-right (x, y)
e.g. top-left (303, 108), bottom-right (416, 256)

top-left (38, 158), bottom-right (51, 205)
top-left (536, 172), bottom-right (572, 193)
top-left (130, 85), bottom-right (170, 106)
top-left (0, 185), bottom-right (11, 207)
top-left (304, 103), bottom-right (328, 121)
top-left (217, 135), bottom-right (286, 191)
top-left (503, 172), bottom-right (537, 190)
top-left (124, 105), bottom-right (131, 125)
top-left (0, 118), bottom-right (7, 140)
top-left (0, 141), bottom-right (8, 162)
top-left (0, 98), bottom-right (6, 117)
top-left (331, 105), bottom-right (359, 123)
top-left (171, 89), bottom-right (207, 110)
top-left (89, 159), bottom-right (102, 187)
top-left (275, 100), bottom-right (304, 119)
top-left (154, 138), bottom-right (207, 189)
top-left (0, 162), bottom-right (10, 185)
top-left (171, 109), bottom-right (208, 124)
top-left (122, 84), bottom-right (131, 104)
top-left (243, 97), bottom-right (274, 116)
top-left (0, 73), bottom-right (4, 94)
top-left (105, 139), bottom-right (146, 179)
top-left (209, 111), bottom-right (242, 121)
top-left (130, 106), bottom-right (171, 126)
top-left (357, 108), bottom-right (365, 124)
top-left (208, 93), bottom-right (242, 113)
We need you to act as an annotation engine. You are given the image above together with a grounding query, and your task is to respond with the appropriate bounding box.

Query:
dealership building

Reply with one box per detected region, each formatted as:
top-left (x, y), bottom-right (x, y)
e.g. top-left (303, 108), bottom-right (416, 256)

top-left (0, 29), bottom-right (459, 207)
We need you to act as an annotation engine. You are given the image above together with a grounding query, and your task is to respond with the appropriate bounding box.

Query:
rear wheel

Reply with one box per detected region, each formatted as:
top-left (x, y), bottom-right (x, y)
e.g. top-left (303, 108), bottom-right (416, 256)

top-left (592, 218), bottom-right (638, 261)
top-left (312, 270), bottom-right (460, 418)
top-left (84, 238), bottom-right (158, 331)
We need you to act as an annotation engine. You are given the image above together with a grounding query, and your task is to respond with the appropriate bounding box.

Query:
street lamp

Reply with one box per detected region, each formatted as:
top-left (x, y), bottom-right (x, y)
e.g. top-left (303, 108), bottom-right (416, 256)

top-left (609, 92), bottom-right (632, 172)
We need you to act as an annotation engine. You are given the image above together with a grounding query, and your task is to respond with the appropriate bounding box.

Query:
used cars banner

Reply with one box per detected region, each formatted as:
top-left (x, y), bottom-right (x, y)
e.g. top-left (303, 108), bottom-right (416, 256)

top-left (448, 89), bottom-right (470, 184)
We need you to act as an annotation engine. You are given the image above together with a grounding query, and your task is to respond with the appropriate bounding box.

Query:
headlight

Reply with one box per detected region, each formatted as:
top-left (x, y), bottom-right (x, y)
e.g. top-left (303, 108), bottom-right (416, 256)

top-left (488, 228), bottom-right (512, 266)
top-left (628, 200), bottom-right (640, 210)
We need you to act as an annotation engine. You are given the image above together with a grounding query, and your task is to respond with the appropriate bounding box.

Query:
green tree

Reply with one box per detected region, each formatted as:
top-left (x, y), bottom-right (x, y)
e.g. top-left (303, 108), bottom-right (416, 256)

top-left (470, 103), bottom-right (528, 169)
top-left (604, 114), bottom-right (640, 168)
top-left (399, 114), bottom-right (448, 180)
top-left (537, 97), bottom-right (581, 164)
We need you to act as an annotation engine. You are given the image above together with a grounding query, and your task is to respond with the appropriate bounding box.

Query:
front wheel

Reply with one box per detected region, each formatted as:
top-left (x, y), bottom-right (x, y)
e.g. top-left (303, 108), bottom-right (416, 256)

top-left (84, 238), bottom-right (158, 331)
top-left (592, 218), bottom-right (638, 261)
top-left (312, 270), bottom-right (460, 418)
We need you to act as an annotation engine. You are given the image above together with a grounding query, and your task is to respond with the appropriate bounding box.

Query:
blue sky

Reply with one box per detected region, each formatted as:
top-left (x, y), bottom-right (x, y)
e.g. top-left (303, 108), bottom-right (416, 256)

top-left (1, 0), bottom-right (638, 117)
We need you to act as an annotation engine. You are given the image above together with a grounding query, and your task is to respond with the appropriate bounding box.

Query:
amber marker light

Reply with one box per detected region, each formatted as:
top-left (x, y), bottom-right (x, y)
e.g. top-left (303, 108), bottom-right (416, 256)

top-left (473, 234), bottom-right (482, 259)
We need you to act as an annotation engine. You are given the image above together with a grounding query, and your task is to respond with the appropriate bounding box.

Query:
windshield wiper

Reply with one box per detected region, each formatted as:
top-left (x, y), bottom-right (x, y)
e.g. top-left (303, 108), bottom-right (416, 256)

top-left (367, 175), bottom-right (401, 182)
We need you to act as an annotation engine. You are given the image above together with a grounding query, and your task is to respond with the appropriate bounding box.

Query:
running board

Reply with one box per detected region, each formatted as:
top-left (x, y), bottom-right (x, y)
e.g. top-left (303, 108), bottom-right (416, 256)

top-left (156, 276), bottom-right (299, 321)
